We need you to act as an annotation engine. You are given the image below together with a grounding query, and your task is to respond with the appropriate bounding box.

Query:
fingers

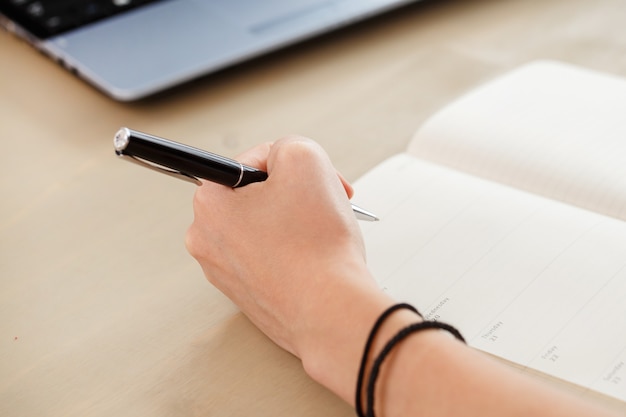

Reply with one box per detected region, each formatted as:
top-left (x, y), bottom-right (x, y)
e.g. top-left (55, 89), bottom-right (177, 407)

top-left (337, 171), bottom-right (355, 199)
top-left (265, 135), bottom-right (322, 176)
top-left (234, 141), bottom-right (273, 171)
top-left (265, 136), bottom-right (351, 196)
top-left (233, 136), bottom-right (354, 199)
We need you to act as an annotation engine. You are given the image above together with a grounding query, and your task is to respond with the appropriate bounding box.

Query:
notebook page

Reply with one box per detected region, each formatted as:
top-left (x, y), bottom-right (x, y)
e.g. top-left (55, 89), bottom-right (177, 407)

top-left (407, 61), bottom-right (626, 222)
top-left (354, 154), bottom-right (626, 402)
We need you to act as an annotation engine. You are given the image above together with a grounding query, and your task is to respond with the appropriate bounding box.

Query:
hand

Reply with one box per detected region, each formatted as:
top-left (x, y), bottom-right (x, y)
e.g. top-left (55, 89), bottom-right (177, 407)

top-left (185, 136), bottom-right (383, 362)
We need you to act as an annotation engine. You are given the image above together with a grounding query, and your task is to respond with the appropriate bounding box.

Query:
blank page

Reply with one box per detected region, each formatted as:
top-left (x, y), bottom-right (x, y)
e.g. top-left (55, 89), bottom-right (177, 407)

top-left (354, 154), bottom-right (626, 402)
top-left (408, 61), bottom-right (626, 222)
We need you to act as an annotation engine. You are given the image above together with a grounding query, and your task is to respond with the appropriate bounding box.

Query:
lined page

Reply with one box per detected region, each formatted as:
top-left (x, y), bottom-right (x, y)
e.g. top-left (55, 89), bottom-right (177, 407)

top-left (408, 61), bottom-right (626, 222)
top-left (354, 154), bottom-right (626, 402)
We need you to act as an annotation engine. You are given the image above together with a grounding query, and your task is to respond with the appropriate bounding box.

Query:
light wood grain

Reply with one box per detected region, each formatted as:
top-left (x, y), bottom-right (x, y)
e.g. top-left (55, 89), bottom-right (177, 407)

top-left (2, 0), bottom-right (626, 415)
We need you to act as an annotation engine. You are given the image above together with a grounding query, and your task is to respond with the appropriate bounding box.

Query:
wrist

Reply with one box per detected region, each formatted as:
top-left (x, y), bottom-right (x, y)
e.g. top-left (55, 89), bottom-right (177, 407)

top-left (295, 271), bottom-right (423, 405)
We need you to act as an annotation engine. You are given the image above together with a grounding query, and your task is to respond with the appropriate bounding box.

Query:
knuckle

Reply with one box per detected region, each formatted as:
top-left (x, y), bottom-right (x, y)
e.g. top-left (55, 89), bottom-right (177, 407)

top-left (184, 225), bottom-right (200, 259)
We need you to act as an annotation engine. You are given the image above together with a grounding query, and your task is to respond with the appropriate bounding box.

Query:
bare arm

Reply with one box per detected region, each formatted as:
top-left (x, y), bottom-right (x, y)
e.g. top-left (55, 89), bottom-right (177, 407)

top-left (185, 136), bottom-right (620, 417)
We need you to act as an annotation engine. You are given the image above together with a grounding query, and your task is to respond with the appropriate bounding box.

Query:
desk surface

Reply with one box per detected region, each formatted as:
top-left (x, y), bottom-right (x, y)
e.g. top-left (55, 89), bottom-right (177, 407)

top-left (2, 0), bottom-right (626, 415)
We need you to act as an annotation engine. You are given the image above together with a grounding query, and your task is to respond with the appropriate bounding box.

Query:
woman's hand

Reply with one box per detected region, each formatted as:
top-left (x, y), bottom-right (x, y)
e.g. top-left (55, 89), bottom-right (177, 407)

top-left (185, 136), bottom-right (385, 364)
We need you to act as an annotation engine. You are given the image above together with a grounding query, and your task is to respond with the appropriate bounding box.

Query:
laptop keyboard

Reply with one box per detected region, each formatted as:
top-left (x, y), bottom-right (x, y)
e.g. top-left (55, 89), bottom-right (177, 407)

top-left (1, 0), bottom-right (162, 39)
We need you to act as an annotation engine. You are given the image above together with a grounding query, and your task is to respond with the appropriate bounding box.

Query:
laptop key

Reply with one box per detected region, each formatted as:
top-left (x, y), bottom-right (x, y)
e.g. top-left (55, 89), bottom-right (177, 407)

top-left (1, 0), bottom-right (163, 38)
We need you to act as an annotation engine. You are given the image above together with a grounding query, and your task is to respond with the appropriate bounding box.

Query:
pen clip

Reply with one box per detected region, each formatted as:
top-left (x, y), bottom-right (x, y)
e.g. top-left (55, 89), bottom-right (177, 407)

top-left (116, 152), bottom-right (202, 186)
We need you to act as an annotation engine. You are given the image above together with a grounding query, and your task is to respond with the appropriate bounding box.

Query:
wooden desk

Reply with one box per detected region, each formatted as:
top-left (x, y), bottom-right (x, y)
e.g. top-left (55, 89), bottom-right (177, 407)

top-left (2, 0), bottom-right (625, 415)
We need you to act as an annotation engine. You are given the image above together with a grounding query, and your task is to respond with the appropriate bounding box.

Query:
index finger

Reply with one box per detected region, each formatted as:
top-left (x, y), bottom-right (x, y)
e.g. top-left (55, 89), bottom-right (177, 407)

top-left (235, 141), bottom-right (274, 172)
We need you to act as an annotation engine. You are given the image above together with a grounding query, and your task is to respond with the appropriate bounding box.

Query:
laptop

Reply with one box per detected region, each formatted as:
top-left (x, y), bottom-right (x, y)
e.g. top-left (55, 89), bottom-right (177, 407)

top-left (1, 0), bottom-right (421, 101)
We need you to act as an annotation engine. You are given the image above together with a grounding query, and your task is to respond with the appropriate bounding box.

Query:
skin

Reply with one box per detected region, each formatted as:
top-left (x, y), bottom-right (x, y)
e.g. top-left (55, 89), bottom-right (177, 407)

top-left (185, 136), bottom-right (620, 417)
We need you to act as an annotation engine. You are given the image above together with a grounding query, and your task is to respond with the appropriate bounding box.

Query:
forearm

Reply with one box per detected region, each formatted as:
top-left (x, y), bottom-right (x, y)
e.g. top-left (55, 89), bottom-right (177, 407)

top-left (375, 330), bottom-right (619, 417)
top-left (298, 277), bottom-right (621, 417)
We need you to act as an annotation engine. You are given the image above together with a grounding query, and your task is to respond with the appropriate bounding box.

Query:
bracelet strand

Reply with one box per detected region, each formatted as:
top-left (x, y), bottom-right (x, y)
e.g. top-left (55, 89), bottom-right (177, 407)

top-left (355, 303), bottom-right (421, 417)
top-left (356, 303), bottom-right (466, 417)
top-left (365, 320), bottom-right (466, 417)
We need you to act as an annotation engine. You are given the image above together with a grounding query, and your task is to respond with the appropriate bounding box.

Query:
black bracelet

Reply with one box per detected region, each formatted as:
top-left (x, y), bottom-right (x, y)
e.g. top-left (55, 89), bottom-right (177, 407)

top-left (355, 303), bottom-right (422, 417)
top-left (365, 321), bottom-right (466, 417)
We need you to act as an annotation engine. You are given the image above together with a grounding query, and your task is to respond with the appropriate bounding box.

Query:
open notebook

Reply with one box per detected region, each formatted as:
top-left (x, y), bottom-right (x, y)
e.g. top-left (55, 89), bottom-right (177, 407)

top-left (353, 61), bottom-right (626, 402)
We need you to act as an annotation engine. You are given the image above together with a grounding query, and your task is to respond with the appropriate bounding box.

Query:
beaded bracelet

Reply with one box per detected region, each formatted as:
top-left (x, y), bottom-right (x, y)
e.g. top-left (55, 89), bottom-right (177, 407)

top-left (356, 303), bottom-right (466, 417)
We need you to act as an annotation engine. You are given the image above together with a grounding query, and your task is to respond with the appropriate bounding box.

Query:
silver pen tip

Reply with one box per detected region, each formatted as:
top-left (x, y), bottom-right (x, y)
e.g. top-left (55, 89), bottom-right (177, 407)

top-left (351, 204), bottom-right (379, 222)
top-left (114, 127), bottom-right (131, 152)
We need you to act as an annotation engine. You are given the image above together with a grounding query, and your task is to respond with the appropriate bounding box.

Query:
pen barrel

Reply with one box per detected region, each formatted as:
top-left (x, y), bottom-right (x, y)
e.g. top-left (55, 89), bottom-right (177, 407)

top-left (122, 129), bottom-right (266, 187)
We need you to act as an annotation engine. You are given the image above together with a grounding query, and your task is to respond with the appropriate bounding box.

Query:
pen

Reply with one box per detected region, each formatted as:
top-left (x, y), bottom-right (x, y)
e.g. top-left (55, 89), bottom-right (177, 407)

top-left (114, 127), bottom-right (379, 221)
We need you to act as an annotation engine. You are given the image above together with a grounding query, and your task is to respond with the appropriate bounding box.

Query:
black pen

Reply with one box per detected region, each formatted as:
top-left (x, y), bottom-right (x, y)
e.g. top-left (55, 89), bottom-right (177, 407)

top-left (114, 127), bottom-right (379, 221)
